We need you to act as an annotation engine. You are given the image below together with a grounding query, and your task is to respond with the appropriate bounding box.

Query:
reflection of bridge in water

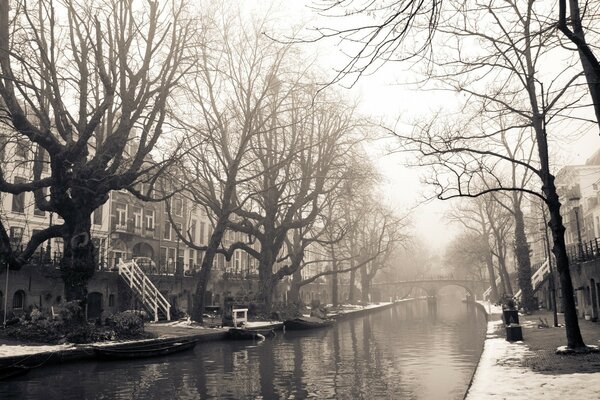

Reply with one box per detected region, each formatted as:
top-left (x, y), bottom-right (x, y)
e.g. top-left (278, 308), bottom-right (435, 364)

top-left (372, 277), bottom-right (489, 300)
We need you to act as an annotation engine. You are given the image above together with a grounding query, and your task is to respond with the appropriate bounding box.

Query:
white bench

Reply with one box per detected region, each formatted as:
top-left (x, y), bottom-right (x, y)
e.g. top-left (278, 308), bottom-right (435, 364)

top-left (232, 308), bottom-right (248, 328)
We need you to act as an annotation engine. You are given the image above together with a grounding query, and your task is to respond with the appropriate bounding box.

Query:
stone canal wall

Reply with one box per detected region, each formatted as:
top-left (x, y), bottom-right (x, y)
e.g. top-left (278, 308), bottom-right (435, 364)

top-left (0, 265), bottom-right (336, 321)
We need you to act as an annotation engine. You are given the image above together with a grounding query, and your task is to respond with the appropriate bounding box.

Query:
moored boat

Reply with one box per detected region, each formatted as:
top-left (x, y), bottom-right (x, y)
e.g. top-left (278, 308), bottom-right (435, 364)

top-left (283, 316), bottom-right (335, 330)
top-left (93, 338), bottom-right (197, 360)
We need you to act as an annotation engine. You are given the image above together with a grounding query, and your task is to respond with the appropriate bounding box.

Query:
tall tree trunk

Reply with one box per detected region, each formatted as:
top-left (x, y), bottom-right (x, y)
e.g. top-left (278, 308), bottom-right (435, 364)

top-left (524, 14), bottom-right (586, 346)
top-left (191, 222), bottom-right (227, 322)
top-left (258, 246), bottom-right (277, 314)
top-left (546, 176), bottom-right (586, 348)
top-left (331, 246), bottom-right (339, 307)
top-left (532, 107), bottom-right (586, 347)
top-left (348, 268), bottom-right (357, 303)
top-left (60, 214), bottom-right (95, 316)
top-left (497, 252), bottom-right (513, 295)
top-left (513, 203), bottom-right (536, 311)
top-left (485, 247), bottom-right (500, 302)
top-left (289, 269), bottom-right (302, 304)
top-left (361, 262), bottom-right (369, 303)
top-left (192, 267), bottom-right (210, 322)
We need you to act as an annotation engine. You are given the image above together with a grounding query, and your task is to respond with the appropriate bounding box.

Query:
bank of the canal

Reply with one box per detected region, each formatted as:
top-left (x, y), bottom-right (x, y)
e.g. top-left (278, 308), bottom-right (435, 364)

top-left (465, 303), bottom-right (600, 399)
top-left (1, 297), bottom-right (486, 399)
top-left (0, 301), bottom-right (400, 371)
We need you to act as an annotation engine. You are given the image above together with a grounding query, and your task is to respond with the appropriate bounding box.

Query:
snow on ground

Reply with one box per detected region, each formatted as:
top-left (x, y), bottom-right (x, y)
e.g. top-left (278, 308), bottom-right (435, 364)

top-left (160, 319), bottom-right (207, 329)
top-left (476, 300), bottom-right (503, 316)
top-left (466, 320), bottom-right (600, 399)
top-left (245, 321), bottom-right (281, 328)
top-left (0, 343), bottom-right (74, 357)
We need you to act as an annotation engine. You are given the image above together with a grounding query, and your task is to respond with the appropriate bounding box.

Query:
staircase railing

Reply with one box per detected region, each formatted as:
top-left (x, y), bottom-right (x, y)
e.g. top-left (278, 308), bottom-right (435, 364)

top-left (118, 259), bottom-right (171, 322)
top-left (483, 275), bottom-right (503, 299)
top-left (514, 258), bottom-right (550, 301)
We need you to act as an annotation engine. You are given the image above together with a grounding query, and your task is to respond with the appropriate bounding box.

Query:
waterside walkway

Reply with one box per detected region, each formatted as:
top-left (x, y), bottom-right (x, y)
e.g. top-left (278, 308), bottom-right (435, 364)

top-left (466, 303), bottom-right (600, 399)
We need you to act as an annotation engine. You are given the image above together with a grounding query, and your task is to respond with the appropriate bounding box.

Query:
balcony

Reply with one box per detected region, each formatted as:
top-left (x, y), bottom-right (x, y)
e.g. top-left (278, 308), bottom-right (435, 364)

top-left (567, 237), bottom-right (600, 263)
top-left (114, 223), bottom-right (128, 232)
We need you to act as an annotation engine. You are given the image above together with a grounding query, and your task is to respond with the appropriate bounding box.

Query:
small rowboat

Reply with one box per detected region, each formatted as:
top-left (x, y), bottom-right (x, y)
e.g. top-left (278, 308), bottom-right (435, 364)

top-left (226, 328), bottom-right (266, 341)
top-left (93, 338), bottom-right (197, 360)
top-left (283, 316), bottom-right (335, 330)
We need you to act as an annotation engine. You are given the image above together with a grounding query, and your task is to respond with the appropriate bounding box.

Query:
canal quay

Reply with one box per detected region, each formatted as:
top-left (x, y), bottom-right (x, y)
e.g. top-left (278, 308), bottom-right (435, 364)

top-left (0, 298), bottom-right (488, 399)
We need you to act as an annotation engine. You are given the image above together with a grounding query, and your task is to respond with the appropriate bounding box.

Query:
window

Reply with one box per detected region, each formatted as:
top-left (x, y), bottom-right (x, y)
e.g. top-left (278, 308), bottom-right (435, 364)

top-left (174, 197), bottom-right (183, 216)
top-left (115, 203), bottom-right (127, 229)
top-left (235, 250), bottom-right (241, 272)
top-left (175, 223), bottom-right (182, 239)
top-left (145, 209), bottom-right (155, 230)
top-left (190, 220), bottom-right (197, 242)
top-left (133, 207), bottom-right (142, 229)
top-left (15, 140), bottom-right (29, 159)
top-left (9, 227), bottom-right (24, 249)
top-left (93, 205), bottom-right (103, 226)
top-left (113, 251), bottom-right (124, 267)
top-left (160, 247), bottom-right (167, 268)
top-left (200, 222), bottom-right (205, 244)
top-left (11, 177), bottom-right (26, 213)
top-left (189, 249), bottom-right (195, 269)
top-left (163, 221), bottom-right (172, 240)
top-left (12, 290), bottom-right (25, 310)
top-left (167, 248), bottom-right (176, 268)
top-left (108, 294), bottom-right (115, 307)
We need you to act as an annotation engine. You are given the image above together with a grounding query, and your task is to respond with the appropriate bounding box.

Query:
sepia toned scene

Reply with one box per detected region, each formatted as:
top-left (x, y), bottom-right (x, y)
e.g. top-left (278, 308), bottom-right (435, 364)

top-left (0, 0), bottom-right (600, 399)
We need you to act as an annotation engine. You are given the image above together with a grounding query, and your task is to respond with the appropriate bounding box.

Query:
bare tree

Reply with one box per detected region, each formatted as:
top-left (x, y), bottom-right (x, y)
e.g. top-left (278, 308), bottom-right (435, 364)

top-left (231, 85), bottom-right (364, 313)
top-left (0, 0), bottom-right (190, 307)
top-left (169, 10), bottom-right (294, 322)
top-left (446, 196), bottom-right (506, 301)
top-left (395, 0), bottom-right (589, 348)
top-left (444, 232), bottom-right (487, 281)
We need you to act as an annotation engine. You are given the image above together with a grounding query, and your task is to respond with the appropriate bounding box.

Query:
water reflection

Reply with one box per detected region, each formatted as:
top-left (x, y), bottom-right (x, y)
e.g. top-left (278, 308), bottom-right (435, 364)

top-left (1, 299), bottom-right (486, 400)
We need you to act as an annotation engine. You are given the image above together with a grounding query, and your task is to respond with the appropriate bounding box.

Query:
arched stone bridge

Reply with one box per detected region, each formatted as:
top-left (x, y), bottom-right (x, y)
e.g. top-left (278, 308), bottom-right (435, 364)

top-left (372, 278), bottom-right (489, 300)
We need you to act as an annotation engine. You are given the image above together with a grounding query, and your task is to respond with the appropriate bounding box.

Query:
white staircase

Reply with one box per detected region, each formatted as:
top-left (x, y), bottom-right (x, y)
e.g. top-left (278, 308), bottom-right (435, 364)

top-left (118, 259), bottom-right (171, 322)
top-left (483, 275), bottom-right (503, 300)
top-left (514, 259), bottom-right (550, 301)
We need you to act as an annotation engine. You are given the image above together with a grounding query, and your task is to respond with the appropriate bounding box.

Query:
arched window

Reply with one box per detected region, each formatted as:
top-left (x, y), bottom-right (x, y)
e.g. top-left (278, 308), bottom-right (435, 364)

top-left (13, 290), bottom-right (25, 310)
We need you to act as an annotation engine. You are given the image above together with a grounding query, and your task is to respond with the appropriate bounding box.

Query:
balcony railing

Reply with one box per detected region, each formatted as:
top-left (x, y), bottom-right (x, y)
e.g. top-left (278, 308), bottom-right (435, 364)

top-left (567, 238), bottom-right (600, 263)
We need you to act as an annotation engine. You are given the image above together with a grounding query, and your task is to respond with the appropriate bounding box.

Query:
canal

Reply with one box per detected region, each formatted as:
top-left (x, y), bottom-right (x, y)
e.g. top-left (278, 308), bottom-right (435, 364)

top-left (1, 298), bottom-right (487, 399)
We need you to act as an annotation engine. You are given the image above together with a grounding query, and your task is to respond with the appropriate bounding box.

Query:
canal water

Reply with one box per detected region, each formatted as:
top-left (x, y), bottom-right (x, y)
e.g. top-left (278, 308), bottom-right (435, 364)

top-left (1, 298), bottom-right (487, 400)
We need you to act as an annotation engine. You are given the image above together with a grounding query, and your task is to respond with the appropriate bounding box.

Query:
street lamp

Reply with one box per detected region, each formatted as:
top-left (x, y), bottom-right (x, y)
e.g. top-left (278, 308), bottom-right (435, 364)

top-left (568, 194), bottom-right (584, 259)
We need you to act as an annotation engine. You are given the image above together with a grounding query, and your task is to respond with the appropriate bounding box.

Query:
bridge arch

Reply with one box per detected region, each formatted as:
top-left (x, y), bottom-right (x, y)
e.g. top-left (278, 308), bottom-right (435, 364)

top-left (435, 283), bottom-right (475, 299)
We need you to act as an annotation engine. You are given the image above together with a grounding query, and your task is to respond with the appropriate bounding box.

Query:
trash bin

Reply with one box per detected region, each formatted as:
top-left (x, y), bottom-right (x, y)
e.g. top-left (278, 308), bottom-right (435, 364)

top-left (505, 323), bottom-right (523, 342)
top-left (502, 309), bottom-right (519, 325)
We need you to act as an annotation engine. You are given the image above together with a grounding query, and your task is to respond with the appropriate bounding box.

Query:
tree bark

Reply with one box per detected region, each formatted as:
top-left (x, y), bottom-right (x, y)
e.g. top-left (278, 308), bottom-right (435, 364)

top-left (192, 265), bottom-right (210, 322)
top-left (558, 0), bottom-right (600, 131)
top-left (289, 269), bottom-right (302, 304)
top-left (361, 262), bottom-right (370, 303)
top-left (331, 253), bottom-right (339, 307)
top-left (546, 175), bottom-right (586, 348)
top-left (191, 221), bottom-right (228, 323)
top-left (348, 268), bottom-right (357, 303)
top-left (60, 213), bottom-right (95, 316)
top-left (513, 203), bottom-right (536, 311)
top-left (497, 252), bottom-right (513, 295)
top-left (485, 250), bottom-right (500, 302)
